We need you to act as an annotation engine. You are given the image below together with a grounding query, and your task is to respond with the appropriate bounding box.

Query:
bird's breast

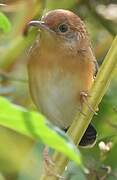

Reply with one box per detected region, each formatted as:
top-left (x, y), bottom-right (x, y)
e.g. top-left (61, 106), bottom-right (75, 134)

top-left (28, 51), bottom-right (94, 129)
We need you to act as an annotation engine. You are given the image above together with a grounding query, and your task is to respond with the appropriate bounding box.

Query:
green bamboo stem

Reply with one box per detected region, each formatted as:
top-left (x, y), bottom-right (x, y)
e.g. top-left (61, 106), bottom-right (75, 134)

top-left (40, 36), bottom-right (117, 180)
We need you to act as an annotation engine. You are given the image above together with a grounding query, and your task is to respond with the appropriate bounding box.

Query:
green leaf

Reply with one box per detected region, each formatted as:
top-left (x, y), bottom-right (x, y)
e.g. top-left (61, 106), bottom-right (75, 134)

top-left (0, 96), bottom-right (82, 167)
top-left (0, 12), bottom-right (12, 33)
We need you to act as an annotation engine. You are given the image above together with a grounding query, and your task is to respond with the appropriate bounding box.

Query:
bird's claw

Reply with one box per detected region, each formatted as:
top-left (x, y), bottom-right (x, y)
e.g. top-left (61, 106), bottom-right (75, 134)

top-left (43, 146), bottom-right (64, 179)
top-left (80, 91), bottom-right (97, 115)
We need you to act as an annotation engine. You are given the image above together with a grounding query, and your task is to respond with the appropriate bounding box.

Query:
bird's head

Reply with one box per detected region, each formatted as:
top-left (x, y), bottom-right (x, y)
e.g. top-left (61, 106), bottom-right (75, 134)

top-left (26, 9), bottom-right (90, 55)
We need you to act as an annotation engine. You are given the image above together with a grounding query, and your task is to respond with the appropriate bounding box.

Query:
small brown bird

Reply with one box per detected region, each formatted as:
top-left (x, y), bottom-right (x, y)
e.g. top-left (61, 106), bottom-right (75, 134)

top-left (27, 9), bottom-right (97, 147)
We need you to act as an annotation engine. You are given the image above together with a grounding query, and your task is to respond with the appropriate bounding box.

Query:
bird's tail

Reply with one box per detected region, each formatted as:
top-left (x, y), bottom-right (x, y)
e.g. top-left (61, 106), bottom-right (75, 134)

top-left (79, 123), bottom-right (97, 147)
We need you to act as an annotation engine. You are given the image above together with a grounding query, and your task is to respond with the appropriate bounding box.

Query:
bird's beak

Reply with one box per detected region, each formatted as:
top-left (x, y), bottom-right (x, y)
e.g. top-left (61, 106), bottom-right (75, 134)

top-left (24, 20), bottom-right (54, 35)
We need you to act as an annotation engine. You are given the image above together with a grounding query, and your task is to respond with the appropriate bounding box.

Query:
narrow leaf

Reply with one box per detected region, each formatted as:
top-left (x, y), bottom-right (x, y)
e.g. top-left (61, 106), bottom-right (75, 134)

top-left (0, 12), bottom-right (11, 33)
top-left (0, 96), bottom-right (82, 166)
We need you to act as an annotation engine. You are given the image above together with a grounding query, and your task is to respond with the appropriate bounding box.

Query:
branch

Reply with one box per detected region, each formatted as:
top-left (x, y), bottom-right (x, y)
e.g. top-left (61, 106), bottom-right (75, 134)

top-left (0, 71), bottom-right (27, 83)
top-left (40, 36), bottom-right (117, 180)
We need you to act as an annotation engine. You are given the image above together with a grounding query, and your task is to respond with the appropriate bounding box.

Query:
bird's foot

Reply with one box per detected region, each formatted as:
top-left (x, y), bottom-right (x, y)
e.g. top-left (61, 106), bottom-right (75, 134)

top-left (43, 146), bottom-right (55, 167)
top-left (43, 146), bottom-right (64, 179)
top-left (80, 91), bottom-right (97, 115)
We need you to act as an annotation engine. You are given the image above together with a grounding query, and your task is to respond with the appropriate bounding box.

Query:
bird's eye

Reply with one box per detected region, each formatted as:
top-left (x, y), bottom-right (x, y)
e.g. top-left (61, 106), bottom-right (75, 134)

top-left (58, 24), bottom-right (69, 33)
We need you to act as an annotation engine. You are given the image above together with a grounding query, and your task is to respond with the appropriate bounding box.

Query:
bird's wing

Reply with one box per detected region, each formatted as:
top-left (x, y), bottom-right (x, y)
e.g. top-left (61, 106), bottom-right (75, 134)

top-left (93, 59), bottom-right (99, 78)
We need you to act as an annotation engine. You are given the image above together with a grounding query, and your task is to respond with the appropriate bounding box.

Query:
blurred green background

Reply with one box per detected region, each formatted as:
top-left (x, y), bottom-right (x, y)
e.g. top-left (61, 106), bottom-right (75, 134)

top-left (0, 0), bottom-right (117, 179)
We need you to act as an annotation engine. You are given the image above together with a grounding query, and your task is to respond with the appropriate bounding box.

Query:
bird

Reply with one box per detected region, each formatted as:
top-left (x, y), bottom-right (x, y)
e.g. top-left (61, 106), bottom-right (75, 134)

top-left (26, 9), bottom-right (98, 148)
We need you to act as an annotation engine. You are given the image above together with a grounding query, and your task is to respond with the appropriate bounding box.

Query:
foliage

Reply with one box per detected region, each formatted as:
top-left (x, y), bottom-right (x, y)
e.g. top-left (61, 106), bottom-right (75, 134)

top-left (0, 96), bottom-right (82, 167)
top-left (0, 12), bottom-right (11, 33)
